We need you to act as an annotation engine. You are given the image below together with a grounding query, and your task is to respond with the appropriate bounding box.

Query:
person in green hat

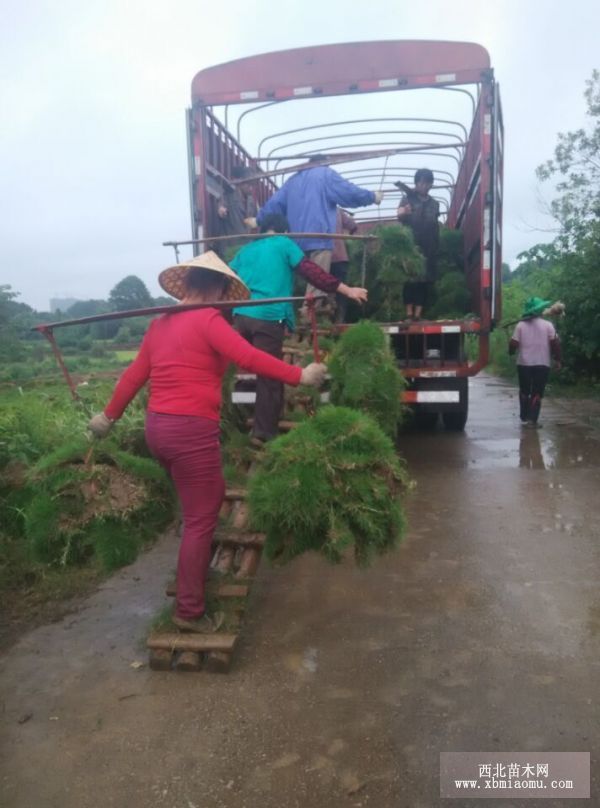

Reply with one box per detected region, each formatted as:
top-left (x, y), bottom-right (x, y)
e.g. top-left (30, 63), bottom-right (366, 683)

top-left (508, 297), bottom-right (561, 426)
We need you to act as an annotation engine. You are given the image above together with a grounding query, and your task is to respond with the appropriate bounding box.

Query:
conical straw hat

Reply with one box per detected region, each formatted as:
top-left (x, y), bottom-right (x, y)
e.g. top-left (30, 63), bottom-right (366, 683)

top-left (159, 251), bottom-right (250, 302)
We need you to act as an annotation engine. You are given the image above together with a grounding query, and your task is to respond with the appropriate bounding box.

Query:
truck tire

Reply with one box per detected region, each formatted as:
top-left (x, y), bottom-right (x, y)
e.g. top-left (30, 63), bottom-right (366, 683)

top-left (414, 411), bottom-right (439, 429)
top-left (442, 409), bottom-right (468, 431)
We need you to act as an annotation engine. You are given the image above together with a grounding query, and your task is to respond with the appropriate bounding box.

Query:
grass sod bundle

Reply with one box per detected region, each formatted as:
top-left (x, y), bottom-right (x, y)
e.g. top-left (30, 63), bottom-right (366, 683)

top-left (21, 438), bottom-right (174, 570)
top-left (346, 224), bottom-right (471, 322)
top-left (346, 224), bottom-right (425, 322)
top-left (427, 228), bottom-right (472, 319)
top-left (248, 406), bottom-right (410, 568)
top-left (328, 320), bottom-right (407, 437)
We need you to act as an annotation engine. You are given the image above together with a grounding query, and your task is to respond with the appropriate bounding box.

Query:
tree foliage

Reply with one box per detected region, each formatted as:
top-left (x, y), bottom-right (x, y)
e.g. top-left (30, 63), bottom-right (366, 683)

top-left (537, 70), bottom-right (600, 246)
top-left (108, 275), bottom-right (153, 311)
top-left (526, 70), bottom-right (600, 380)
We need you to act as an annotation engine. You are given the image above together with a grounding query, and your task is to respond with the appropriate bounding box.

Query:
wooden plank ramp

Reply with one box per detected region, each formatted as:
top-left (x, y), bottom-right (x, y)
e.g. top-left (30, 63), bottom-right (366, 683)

top-left (146, 480), bottom-right (265, 672)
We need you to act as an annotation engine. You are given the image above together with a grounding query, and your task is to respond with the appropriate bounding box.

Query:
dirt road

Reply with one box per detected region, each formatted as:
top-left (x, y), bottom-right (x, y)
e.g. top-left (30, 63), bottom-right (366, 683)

top-left (1, 375), bottom-right (599, 807)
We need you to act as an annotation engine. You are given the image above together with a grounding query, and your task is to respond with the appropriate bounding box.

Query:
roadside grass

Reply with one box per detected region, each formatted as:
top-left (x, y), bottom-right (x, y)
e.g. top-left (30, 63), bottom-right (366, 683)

top-left (0, 378), bottom-right (175, 645)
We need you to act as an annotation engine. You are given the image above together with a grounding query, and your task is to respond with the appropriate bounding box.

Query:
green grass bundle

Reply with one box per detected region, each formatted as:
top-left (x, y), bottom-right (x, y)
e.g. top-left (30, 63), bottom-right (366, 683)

top-left (426, 229), bottom-right (471, 319)
top-left (248, 406), bottom-right (409, 567)
top-left (437, 227), bottom-right (465, 276)
top-left (427, 271), bottom-right (472, 320)
top-left (347, 224), bottom-right (425, 321)
top-left (345, 225), bottom-right (470, 322)
top-left (22, 441), bottom-right (174, 570)
top-left (328, 320), bottom-right (406, 437)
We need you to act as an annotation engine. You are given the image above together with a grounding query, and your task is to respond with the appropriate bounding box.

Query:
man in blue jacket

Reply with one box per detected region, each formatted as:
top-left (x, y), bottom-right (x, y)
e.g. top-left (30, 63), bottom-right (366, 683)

top-left (255, 155), bottom-right (382, 276)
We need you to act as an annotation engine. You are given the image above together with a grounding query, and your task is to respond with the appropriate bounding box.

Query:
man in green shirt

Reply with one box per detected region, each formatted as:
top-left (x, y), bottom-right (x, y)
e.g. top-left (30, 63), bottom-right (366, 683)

top-left (231, 214), bottom-right (367, 443)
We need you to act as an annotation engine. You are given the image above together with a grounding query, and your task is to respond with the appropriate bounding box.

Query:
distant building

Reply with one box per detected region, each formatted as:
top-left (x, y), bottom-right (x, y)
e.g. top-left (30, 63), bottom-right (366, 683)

top-left (50, 297), bottom-right (79, 313)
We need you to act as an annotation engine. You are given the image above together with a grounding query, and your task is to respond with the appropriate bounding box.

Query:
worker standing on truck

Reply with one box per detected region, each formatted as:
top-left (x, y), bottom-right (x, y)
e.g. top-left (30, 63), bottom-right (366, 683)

top-left (215, 165), bottom-right (258, 253)
top-left (253, 155), bottom-right (382, 278)
top-left (87, 252), bottom-right (326, 633)
top-left (231, 213), bottom-right (368, 445)
top-left (396, 168), bottom-right (440, 320)
top-left (509, 297), bottom-right (561, 427)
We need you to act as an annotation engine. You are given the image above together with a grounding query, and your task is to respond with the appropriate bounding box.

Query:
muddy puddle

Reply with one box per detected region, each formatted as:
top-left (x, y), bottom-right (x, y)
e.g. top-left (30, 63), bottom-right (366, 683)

top-left (468, 426), bottom-right (600, 470)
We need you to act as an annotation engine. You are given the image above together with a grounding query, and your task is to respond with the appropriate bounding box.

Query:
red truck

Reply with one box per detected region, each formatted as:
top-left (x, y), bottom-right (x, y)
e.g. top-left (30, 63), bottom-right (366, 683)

top-left (184, 40), bottom-right (503, 430)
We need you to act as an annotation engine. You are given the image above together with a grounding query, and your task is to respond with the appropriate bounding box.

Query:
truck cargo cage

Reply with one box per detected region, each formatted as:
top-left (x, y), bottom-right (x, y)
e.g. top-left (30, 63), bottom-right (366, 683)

top-left (184, 40), bottom-right (503, 431)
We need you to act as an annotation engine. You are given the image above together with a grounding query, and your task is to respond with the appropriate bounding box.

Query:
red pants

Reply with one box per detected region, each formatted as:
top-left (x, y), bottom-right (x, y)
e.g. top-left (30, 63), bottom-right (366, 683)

top-left (145, 412), bottom-right (224, 620)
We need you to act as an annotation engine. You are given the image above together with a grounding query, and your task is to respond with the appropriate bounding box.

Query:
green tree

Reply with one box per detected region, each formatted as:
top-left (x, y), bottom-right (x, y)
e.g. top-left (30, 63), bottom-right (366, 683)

top-left (66, 299), bottom-right (110, 318)
top-left (109, 276), bottom-right (153, 312)
top-left (537, 70), bottom-right (600, 246)
top-left (549, 225), bottom-right (600, 376)
top-left (0, 286), bottom-right (33, 360)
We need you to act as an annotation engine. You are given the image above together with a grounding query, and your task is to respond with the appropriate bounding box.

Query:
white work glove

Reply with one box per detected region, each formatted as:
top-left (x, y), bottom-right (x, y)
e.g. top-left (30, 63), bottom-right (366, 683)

top-left (373, 190), bottom-right (384, 205)
top-left (300, 363), bottom-right (327, 388)
top-left (88, 412), bottom-right (114, 438)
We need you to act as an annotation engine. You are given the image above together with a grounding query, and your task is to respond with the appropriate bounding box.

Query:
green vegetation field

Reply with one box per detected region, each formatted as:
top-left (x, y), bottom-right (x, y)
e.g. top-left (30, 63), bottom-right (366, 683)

top-left (0, 371), bottom-right (175, 646)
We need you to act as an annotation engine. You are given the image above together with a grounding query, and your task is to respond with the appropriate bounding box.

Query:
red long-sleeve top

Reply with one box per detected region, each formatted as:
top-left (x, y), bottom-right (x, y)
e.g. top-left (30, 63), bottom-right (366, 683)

top-left (104, 308), bottom-right (302, 422)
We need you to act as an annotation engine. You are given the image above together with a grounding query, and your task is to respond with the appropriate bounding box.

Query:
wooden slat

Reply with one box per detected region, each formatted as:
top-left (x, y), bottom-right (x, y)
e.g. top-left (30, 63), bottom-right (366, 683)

top-left (165, 581), bottom-right (250, 598)
top-left (148, 649), bottom-right (173, 671)
top-left (224, 488), bottom-right (247, 500)
top-left (147, 632), bottom-right (238, 653)
top-left (217, 584), bottom-right (249, 598)
top-left (213, 531), bottom-right (265, 548)
top-left (205, 651), bottom-right (233, 674)
top-left (174, 651), bottom-right (203, 672)
top-left (236, 547), bottom-right (261, 579)
top-left (245, 418), bottom-right (297, 432)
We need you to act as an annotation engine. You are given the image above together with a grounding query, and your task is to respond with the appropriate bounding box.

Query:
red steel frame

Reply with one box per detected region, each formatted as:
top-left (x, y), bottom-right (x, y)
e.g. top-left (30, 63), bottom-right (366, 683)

top-left (187, 41), bottom-right (503, 384)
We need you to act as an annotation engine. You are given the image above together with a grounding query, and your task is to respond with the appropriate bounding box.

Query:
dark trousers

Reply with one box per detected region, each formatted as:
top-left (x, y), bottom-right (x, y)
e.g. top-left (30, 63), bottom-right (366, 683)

top-left (145, 413), bottom-right (224, 620)
top-left (331, 261), bottom-right (349, 323)
top-left (234, 314), bottom-right (285, 440)
top-left (403, 281), bottom-right (429, 307)
top-left (517, 365), bottom-right (550, 423)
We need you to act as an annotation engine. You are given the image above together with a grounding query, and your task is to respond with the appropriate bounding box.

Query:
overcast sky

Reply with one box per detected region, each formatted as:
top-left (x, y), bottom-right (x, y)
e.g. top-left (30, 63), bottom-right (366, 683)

top-left (1, 0), bottom-right (598, 311)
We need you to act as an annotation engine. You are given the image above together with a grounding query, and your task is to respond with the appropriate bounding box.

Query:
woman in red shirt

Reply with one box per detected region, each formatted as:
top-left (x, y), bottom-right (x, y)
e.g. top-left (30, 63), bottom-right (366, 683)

top-left (89, 252), bottom-right (326, 632)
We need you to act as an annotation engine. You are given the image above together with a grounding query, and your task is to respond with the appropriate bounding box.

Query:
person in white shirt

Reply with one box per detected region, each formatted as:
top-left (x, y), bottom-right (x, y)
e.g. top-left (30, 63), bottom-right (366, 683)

top-left (509, 297), bottom-right (561, 427)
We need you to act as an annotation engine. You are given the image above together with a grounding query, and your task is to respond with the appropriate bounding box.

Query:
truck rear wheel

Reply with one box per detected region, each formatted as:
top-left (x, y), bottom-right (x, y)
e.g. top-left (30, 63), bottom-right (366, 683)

top-left (442, 410), bottom-right (468, 431)
top-left (441, 377), bottom-right (469, 430)
top-left (414, 411), bottom-right (439, 429)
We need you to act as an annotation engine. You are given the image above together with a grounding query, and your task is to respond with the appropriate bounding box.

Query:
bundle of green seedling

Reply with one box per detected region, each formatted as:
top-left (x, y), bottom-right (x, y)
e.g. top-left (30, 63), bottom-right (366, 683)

top-left (248, 406), bottom-right (409, 567)
top-left (426, 228), bottom-right (472, 319)
top-left (328, 320), bottom-right (407, 438)
top-left (346, 225), bottom-right (471, 322)
top-left (18, 439), bottom-right (174, 571)
top-left (346, 224), bottom-right (425, 321)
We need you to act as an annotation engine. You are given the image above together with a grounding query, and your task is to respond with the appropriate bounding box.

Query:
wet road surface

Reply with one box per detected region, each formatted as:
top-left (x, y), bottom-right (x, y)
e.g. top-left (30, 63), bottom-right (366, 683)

top-left (1, 375), bottom-right (599, 807)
